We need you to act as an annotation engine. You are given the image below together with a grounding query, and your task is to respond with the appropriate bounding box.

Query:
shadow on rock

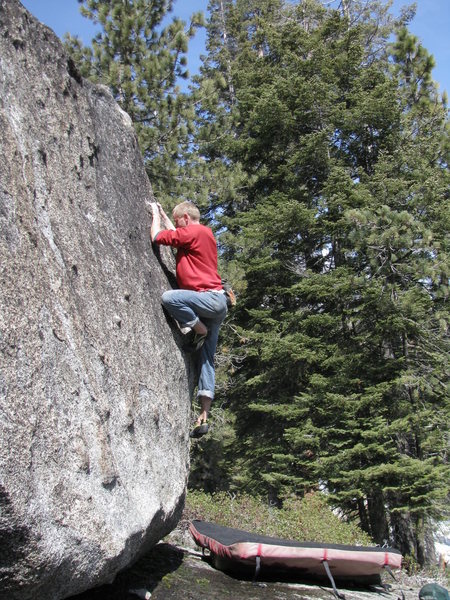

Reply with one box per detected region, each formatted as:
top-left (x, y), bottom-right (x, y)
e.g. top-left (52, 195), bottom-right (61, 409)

top-left (69, 543), bottom-right (184, 599)
top-left (69, 541), bottom-right (416, 600)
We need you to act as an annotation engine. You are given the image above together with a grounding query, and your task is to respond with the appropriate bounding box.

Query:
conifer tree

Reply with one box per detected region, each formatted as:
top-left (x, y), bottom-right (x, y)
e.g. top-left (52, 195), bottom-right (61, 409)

top-left (193, 0), bottom-right (448, 563)
top-left (64, 0), bottom-right (204, 204)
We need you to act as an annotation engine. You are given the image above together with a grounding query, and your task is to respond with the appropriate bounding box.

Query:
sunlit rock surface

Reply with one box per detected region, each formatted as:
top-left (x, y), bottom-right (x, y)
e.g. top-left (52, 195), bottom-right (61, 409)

top-left (0, 1), bottom-right (191, 598)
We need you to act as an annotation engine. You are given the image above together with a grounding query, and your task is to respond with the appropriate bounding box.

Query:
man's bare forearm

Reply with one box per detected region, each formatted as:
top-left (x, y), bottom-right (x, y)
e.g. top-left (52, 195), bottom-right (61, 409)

top-left (150, 202), bottom-right (175, 241)
top-left (150, 203), bottom-right (162, 241)
top-left (159, 205), bottom-right (175, 230)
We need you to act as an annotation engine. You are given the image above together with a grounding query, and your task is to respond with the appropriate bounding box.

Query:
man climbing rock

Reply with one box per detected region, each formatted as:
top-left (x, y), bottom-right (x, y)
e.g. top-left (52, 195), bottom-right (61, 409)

top-left (150, 201), bottom-right (228, 438)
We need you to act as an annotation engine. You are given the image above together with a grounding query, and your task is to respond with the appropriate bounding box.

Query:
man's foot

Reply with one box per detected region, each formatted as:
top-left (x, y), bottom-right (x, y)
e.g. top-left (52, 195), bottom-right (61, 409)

top-left (190, 422), bottom-right (209, 438)
top-left (193, 320), bottom-right (208, 336)
top-left (182, 331), bottom-right (207, 353)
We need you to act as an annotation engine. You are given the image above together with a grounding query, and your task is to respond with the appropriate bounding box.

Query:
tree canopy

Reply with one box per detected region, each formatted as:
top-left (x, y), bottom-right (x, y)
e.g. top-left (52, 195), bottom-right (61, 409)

top-left (67, 0), bottom-right (449, 566)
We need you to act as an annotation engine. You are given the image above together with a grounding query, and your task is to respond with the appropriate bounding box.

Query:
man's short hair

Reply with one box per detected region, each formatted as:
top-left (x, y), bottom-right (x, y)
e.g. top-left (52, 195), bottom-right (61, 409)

top-left (173, 201), bottom-right (200, 221)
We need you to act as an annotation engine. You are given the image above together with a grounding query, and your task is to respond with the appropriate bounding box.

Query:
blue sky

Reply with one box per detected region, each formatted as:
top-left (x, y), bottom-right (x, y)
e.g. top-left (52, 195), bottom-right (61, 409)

top-left (21, 0), bottom-right (450, 96)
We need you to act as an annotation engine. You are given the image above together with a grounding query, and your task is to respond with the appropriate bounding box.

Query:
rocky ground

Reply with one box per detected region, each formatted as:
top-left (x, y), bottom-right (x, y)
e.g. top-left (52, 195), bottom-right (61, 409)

top-left (70, 523), bottom-right (448, 600)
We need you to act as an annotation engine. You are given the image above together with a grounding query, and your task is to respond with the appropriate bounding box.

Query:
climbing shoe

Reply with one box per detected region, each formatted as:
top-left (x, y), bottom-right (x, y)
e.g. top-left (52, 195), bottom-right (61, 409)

top-left (182, 332), bottom-right (207, 353)
top-left (190, 422), bottom-right (209, 438)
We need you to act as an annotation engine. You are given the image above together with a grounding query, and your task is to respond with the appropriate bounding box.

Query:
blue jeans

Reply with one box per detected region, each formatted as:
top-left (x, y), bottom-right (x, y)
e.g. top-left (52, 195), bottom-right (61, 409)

top-left (161, 289), bottom-right (228, 399)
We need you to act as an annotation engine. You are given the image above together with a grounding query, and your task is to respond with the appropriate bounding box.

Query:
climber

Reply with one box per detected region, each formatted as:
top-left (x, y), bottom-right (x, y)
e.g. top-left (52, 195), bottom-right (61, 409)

top-left (150, 200), bottom-right (228, 439)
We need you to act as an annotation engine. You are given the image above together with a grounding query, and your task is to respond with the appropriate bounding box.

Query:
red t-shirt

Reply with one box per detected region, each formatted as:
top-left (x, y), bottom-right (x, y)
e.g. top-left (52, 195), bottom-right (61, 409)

top-left (155, 224), bottom-right (223, 292)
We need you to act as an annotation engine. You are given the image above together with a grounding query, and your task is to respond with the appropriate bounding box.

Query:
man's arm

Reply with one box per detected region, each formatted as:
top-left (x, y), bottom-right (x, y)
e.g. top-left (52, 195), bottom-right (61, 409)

top-left (150, 203), bottom-right (162, 242)
top-left (158, 205), bottom-right (176, 231)
top-left (149, 202), bottom-right (175, 242)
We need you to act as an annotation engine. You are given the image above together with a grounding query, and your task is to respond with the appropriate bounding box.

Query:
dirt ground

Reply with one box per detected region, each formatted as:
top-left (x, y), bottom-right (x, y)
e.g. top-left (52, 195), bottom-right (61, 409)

top-left (70, 537), bottom-right (447, 600)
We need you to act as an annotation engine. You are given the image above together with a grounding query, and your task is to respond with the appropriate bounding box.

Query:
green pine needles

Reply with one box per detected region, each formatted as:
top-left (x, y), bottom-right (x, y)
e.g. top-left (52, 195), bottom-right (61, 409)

top-left (66, 0), bottom-right (449, 566)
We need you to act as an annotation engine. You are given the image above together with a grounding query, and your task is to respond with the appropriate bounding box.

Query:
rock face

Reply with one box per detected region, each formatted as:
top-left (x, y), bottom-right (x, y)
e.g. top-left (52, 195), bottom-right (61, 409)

top-left (0, 1), bottom-right (192, 598)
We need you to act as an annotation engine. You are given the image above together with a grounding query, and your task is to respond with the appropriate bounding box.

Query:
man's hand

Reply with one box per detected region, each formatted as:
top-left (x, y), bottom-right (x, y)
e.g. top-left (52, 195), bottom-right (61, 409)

top-left (145, 200), bottom-right (159, 217)
top-left (159, 205), bottom-right (175, 231)
top-left (149, 201), bottom-right (175, 240)
top-left (149, 202), bottom-right (162, 242)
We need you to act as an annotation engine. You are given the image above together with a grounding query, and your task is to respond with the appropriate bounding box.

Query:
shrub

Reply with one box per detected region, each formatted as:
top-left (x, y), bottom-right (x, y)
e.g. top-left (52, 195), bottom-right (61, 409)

top-left (184, 490), bottom-right (373, 546)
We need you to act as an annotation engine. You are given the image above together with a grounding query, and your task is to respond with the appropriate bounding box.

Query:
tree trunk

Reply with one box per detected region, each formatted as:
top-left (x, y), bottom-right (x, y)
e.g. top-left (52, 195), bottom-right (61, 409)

top-left (415, 514), bottom-right (426, 566)
top-left (357, 497), bottom-right (370, 535)
top-left (219, 0), bottom-right (236, 103)
top-left (390, 509), bottom-right (417, 564)
top-left (367, 490), bottom-right (389, 545)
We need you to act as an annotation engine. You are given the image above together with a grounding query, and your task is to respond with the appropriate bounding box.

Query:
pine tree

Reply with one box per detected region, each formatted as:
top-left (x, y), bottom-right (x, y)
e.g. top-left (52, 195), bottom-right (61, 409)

top-left (64, 0), bottom-right (204, 204)
top-left (194, 0), bottom-right (448, 563)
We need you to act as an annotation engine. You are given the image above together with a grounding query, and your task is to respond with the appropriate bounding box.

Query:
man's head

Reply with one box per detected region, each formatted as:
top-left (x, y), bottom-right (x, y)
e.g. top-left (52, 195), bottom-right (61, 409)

top-left (172, 201), bottom-right (200, 228)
